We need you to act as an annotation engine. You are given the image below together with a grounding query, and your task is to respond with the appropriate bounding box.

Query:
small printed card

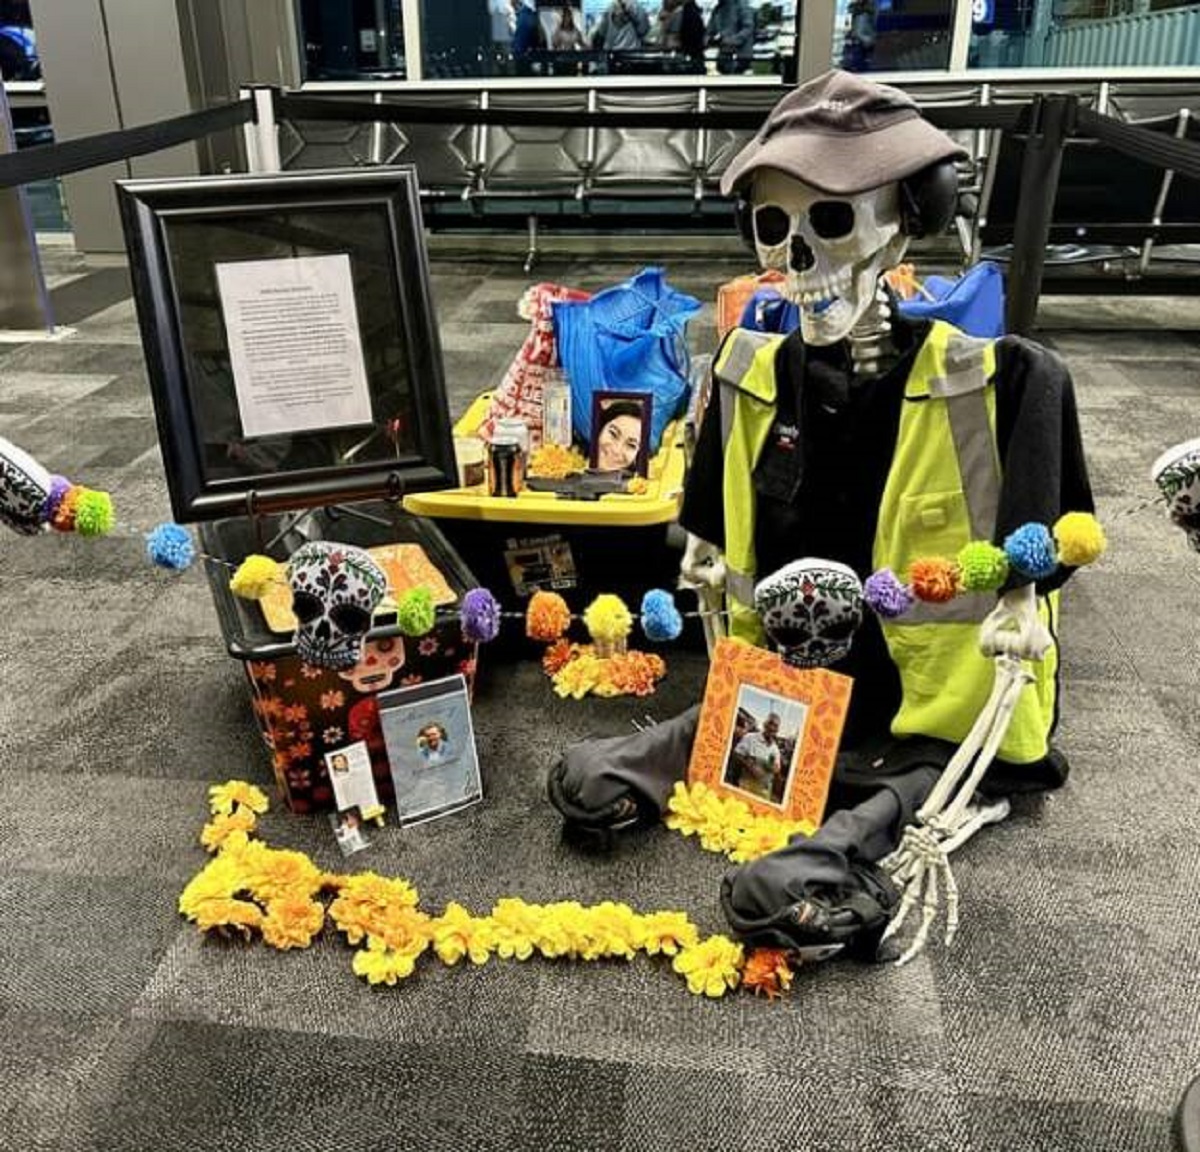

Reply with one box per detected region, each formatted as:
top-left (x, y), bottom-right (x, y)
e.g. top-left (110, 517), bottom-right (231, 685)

top-left (377, 673), bottom-right (483, 826)
top-left (328, 806), bottom-right (372, 857)
top-left (323, 740), bottom-right (381, 814)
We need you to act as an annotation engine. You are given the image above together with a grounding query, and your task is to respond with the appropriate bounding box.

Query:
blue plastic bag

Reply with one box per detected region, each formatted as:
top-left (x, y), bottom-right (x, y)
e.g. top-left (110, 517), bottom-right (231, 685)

top-left (734, 261), bottom-right (1007, 341)
top-left (552, 267), bottom-right (701, 455)
top-left (898, 261), bottom-right (1006, 340)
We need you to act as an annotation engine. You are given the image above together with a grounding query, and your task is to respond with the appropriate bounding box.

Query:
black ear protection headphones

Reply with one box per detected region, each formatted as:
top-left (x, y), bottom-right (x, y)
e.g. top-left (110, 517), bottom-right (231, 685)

top-left (733, 158), bottom-right (960, 253)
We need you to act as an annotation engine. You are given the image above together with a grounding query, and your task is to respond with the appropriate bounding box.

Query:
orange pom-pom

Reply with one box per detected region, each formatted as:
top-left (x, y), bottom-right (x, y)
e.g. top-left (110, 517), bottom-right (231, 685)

top-left (51, 485), bottom-right (84, 533)
top-left (908, 558), bottom-right (960, 603)
top-left (526, 591), bottom-right (571, 642)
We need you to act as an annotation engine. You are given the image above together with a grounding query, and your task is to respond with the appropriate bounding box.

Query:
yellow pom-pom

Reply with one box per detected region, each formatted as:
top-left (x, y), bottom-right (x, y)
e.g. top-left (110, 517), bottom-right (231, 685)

top-left (230, 554), bottom-right (282, 600)
top-left (582, 594), bottom-right (633, 643)
top-left (1054, 512), bottom-right (1106, 568)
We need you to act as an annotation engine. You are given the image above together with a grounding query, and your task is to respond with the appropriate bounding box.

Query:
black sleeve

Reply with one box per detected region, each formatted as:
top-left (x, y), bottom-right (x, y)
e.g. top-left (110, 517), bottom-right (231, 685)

top-left (679, 376), bottom-right (727, 550)
top-left (993, 335), bottom-right (1095, 594)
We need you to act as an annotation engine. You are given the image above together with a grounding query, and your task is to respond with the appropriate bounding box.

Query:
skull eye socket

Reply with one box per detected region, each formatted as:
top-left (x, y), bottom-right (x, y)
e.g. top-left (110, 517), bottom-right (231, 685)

top-left (753, 204), bottom-right (792, 248)
top-left (292, 590), bottom-right (323, 625)
top-left (330, 603), bottom-right (371, 635)
top-left (809, 200), bottom-right (856, 240)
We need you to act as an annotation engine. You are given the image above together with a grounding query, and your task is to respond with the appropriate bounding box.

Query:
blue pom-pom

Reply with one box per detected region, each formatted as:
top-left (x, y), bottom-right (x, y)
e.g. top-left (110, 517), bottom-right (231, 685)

top-left (147, 522), bottom-right (196, 572)
top-left (1003, 522), bottom-right (1058, 580)
top-left (640, 589), bottom-right (683, 643)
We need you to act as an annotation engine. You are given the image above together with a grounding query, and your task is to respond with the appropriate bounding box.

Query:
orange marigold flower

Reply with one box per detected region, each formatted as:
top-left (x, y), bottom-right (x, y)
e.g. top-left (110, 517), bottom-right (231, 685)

top-left (541, 638), bottom-right (575, 675)
top-left (261, 895), bottom-right (325, 950)
top-left (908, 557), bottom-right (960, 604)
top-left (191, 898), bottom-right (264, 939)
top-left (741, 948), bottom-right (795, 1001)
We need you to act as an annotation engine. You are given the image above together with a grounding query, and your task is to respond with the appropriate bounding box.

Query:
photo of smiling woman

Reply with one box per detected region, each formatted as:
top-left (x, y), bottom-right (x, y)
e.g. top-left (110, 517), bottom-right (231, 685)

top-left (589, 391), bottom-right (652, 477)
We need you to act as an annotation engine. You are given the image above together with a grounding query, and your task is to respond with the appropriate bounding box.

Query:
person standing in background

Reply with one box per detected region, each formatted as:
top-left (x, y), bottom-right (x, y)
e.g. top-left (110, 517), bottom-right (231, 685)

top-left (707, 0), bottom-right (755, 75)
top-left (678, 0), bottom-right (707, 71)
top-left (509, 0), bottom-right (541, 62)
top-left (552, 5), bottom-right (587, 51)
top-left (591, 0), bottom-right (650, 52)
top-left (656, 0), bottom-right (684, 50)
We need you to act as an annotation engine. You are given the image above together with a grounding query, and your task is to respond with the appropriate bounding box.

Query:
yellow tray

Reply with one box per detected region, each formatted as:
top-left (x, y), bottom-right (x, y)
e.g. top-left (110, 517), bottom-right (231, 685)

top-left (403, 392), bottom-right (686, 528)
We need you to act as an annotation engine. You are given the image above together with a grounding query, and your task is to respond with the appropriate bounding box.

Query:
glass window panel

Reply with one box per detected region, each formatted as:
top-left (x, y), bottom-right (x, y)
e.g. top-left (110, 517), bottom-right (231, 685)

top-left (0, 0), bottom-right (38, 81)
top-left (299, 0), bottom-right (407, 81)
top-left (832, 0), bottom-right (953, 73)
top-left (420, 1), bottom-right (797, 81)
top-left (968, 0), bottom-right (1200, 69)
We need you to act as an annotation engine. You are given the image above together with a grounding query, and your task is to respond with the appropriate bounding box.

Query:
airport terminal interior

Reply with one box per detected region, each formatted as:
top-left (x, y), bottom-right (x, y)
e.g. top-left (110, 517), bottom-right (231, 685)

top-left (3, 3), bottom-right (1200, 1151)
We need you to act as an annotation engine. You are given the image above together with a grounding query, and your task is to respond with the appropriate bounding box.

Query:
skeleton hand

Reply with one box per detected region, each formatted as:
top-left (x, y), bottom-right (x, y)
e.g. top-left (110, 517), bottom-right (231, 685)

top-left (979, 583), bottom-right (1052, 661)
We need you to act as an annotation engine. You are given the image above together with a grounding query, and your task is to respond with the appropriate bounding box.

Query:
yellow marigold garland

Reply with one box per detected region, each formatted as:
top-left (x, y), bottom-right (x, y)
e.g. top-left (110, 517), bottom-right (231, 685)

top-left (179, 782), bottom-right (798, 1000)
top-left (665, 781), bottom-right (815, 864)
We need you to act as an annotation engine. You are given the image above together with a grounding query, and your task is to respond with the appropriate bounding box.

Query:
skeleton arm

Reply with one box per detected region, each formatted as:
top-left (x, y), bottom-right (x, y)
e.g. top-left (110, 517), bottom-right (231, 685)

top-left (680, 533), bottom-right (727, 656)
top-left (880, 581), bottom-right (1047, 965)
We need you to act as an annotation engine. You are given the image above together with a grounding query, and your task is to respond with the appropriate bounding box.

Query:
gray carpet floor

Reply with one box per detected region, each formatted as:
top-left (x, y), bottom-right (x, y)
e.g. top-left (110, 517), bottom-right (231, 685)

top-left (1, 237), bottom-right (1198, 1151)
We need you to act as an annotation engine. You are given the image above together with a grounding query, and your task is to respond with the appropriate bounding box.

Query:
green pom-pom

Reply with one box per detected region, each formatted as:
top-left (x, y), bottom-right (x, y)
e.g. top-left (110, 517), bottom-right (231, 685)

top-left (956, 541), bottom-right (1009, 592)
top-left (396, 587), bottom-right (436, 636)
top-left (74, 489), bottom-right (115, 537)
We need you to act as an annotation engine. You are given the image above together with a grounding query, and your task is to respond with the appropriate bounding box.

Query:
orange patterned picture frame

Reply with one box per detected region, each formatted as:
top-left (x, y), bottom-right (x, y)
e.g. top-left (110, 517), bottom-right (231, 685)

top-left (687, 639), bottom-right (853, 827)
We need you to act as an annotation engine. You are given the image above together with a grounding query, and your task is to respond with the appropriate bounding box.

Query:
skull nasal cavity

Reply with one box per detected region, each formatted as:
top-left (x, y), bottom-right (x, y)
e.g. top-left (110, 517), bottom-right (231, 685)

top-left (790, 234), bottom-right (816, 273)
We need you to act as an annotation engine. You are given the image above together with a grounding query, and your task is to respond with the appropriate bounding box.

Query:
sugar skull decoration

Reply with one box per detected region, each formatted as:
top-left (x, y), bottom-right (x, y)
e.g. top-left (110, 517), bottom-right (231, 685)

top-left (0, 436), bottom-right (53, 535)
top-left (338, 634), bottom-right (406, 694)
top-left (286, 542), bottom-right (387, 672)
top-left (1152, 438), bottom-right (1200, 552)
top-left (754, 559), bottom-right (864, 669)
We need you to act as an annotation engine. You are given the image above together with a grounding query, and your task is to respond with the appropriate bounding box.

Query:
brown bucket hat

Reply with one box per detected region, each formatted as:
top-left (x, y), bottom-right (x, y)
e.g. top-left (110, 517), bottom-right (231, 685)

top-left (721, 69), bottom-right (968, 198)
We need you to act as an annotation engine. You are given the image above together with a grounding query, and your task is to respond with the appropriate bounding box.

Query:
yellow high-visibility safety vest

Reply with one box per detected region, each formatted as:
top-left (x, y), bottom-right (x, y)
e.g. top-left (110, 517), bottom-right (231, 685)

top-left (712, 320), bottom-right (1058, 764)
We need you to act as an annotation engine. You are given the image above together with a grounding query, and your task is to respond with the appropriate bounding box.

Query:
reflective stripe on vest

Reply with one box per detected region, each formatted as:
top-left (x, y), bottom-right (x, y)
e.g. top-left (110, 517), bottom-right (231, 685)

top-left (875, 320), bottom-right (1057, 764)
top-left (714, 329), bottom-right (782, 645)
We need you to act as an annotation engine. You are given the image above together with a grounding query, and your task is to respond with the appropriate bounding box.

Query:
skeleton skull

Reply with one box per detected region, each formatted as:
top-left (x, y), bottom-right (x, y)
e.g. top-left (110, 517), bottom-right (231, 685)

top-left (754, 558), bottom-right (864, 669)
top-left (287, 542), bottom-right (387, 672)
top-left (750, 168), bottom-right (906, 346)
top-left (339, 634), bottom-right (406, 694)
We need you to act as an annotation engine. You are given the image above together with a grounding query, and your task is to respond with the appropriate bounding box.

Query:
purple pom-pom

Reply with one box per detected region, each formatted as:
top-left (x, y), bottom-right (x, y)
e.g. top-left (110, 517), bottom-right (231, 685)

top-left (863, 568), bottom-right (914, 620)
top-left (460, 587), bottom-right (501, 644)
top-left (41, 475), bottom-right (71, 525)
top-left (1004, 522), bottom-right (1058, 580)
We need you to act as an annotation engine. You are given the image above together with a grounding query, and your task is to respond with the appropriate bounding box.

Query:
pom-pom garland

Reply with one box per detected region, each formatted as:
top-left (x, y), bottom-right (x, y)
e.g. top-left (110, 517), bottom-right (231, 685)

top-left (74, 489), bottom-right (116, 537)
top-left (1004, 522), bottom-right (1058, 580)
top-left (146, 522), bottom-right (196, 571)
top-left (526, 591), bottom-right (572, 642)
top-left (396, 587), bottom-right (436, 637)
top-left (230, 555), bottom-right (282, 601)
top-left (461, 588), bottom-right (502, 644)
top-left (640, 589), bottom-right (684, 642)
top-left (583, 594), bottom-right (634, 644)
top-left (862, 568), bottom-right (913, 620)
top-left (1053, 512), bottom-right (1106, 568)
top-left (41, 475), bottom-right (70, 524)
top-left (956, 541), bottom-right (1009, 592)
top-left (908, 557), bottom-right (960, 604)
top-left (51, 485), bottom-right (82, 533)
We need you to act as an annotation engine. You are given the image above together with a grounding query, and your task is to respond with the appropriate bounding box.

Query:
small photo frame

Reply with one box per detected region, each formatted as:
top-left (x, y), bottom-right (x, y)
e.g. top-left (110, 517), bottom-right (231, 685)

top-left (329, 806), bottom-right (372, 857)
top-left (687, 638), bottom-right (853, 826)
top-left (589, 390), bottom-right (652, 477)
top-left (377, 673), bottom-right (483, 826)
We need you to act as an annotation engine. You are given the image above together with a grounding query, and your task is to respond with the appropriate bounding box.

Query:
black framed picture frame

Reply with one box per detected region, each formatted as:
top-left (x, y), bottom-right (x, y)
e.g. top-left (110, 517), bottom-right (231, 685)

top-left (588, 390), bottom-right (652, 478)
top-left (117, 167), bottom-right (456, 522)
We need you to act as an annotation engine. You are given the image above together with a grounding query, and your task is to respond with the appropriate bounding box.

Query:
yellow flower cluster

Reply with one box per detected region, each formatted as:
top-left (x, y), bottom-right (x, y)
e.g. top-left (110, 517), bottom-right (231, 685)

top-left (665, 781), bottom-right (816, 864)
top-left (550, 646), bottom-right (666, 699)
top-left (178, 782), bottom-right (794, 1000)
top-left (528, 443), bottom-right (587, 480)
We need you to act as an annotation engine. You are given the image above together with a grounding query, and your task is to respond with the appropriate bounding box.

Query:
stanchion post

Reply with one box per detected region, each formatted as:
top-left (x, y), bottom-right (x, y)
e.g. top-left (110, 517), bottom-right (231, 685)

top-left (243, 86), bottom-right (282, 175)
top-left (1005, 94), bottom-right (1077, 337)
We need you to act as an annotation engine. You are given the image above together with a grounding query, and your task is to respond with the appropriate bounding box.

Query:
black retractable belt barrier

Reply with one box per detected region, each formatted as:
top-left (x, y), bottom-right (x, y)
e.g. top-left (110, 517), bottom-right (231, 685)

top-left (1077, 105), bottom-right (1200, 183)
top-left (0, 99), bottom-right (255, 191)
top-left (273, 93), bottom-right (1027, 135)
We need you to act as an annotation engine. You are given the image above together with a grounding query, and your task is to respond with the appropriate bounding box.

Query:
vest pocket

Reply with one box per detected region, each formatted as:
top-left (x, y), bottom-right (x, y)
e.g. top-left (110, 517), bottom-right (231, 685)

top-left (897, 489), bottom-right (971, 574)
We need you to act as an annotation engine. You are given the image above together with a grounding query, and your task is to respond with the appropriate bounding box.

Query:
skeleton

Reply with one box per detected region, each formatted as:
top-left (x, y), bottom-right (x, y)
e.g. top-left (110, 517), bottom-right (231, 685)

top-left (682, 163), bottom-right (1054, 962)
top-left (287, 542), bottom-right (387, 672)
